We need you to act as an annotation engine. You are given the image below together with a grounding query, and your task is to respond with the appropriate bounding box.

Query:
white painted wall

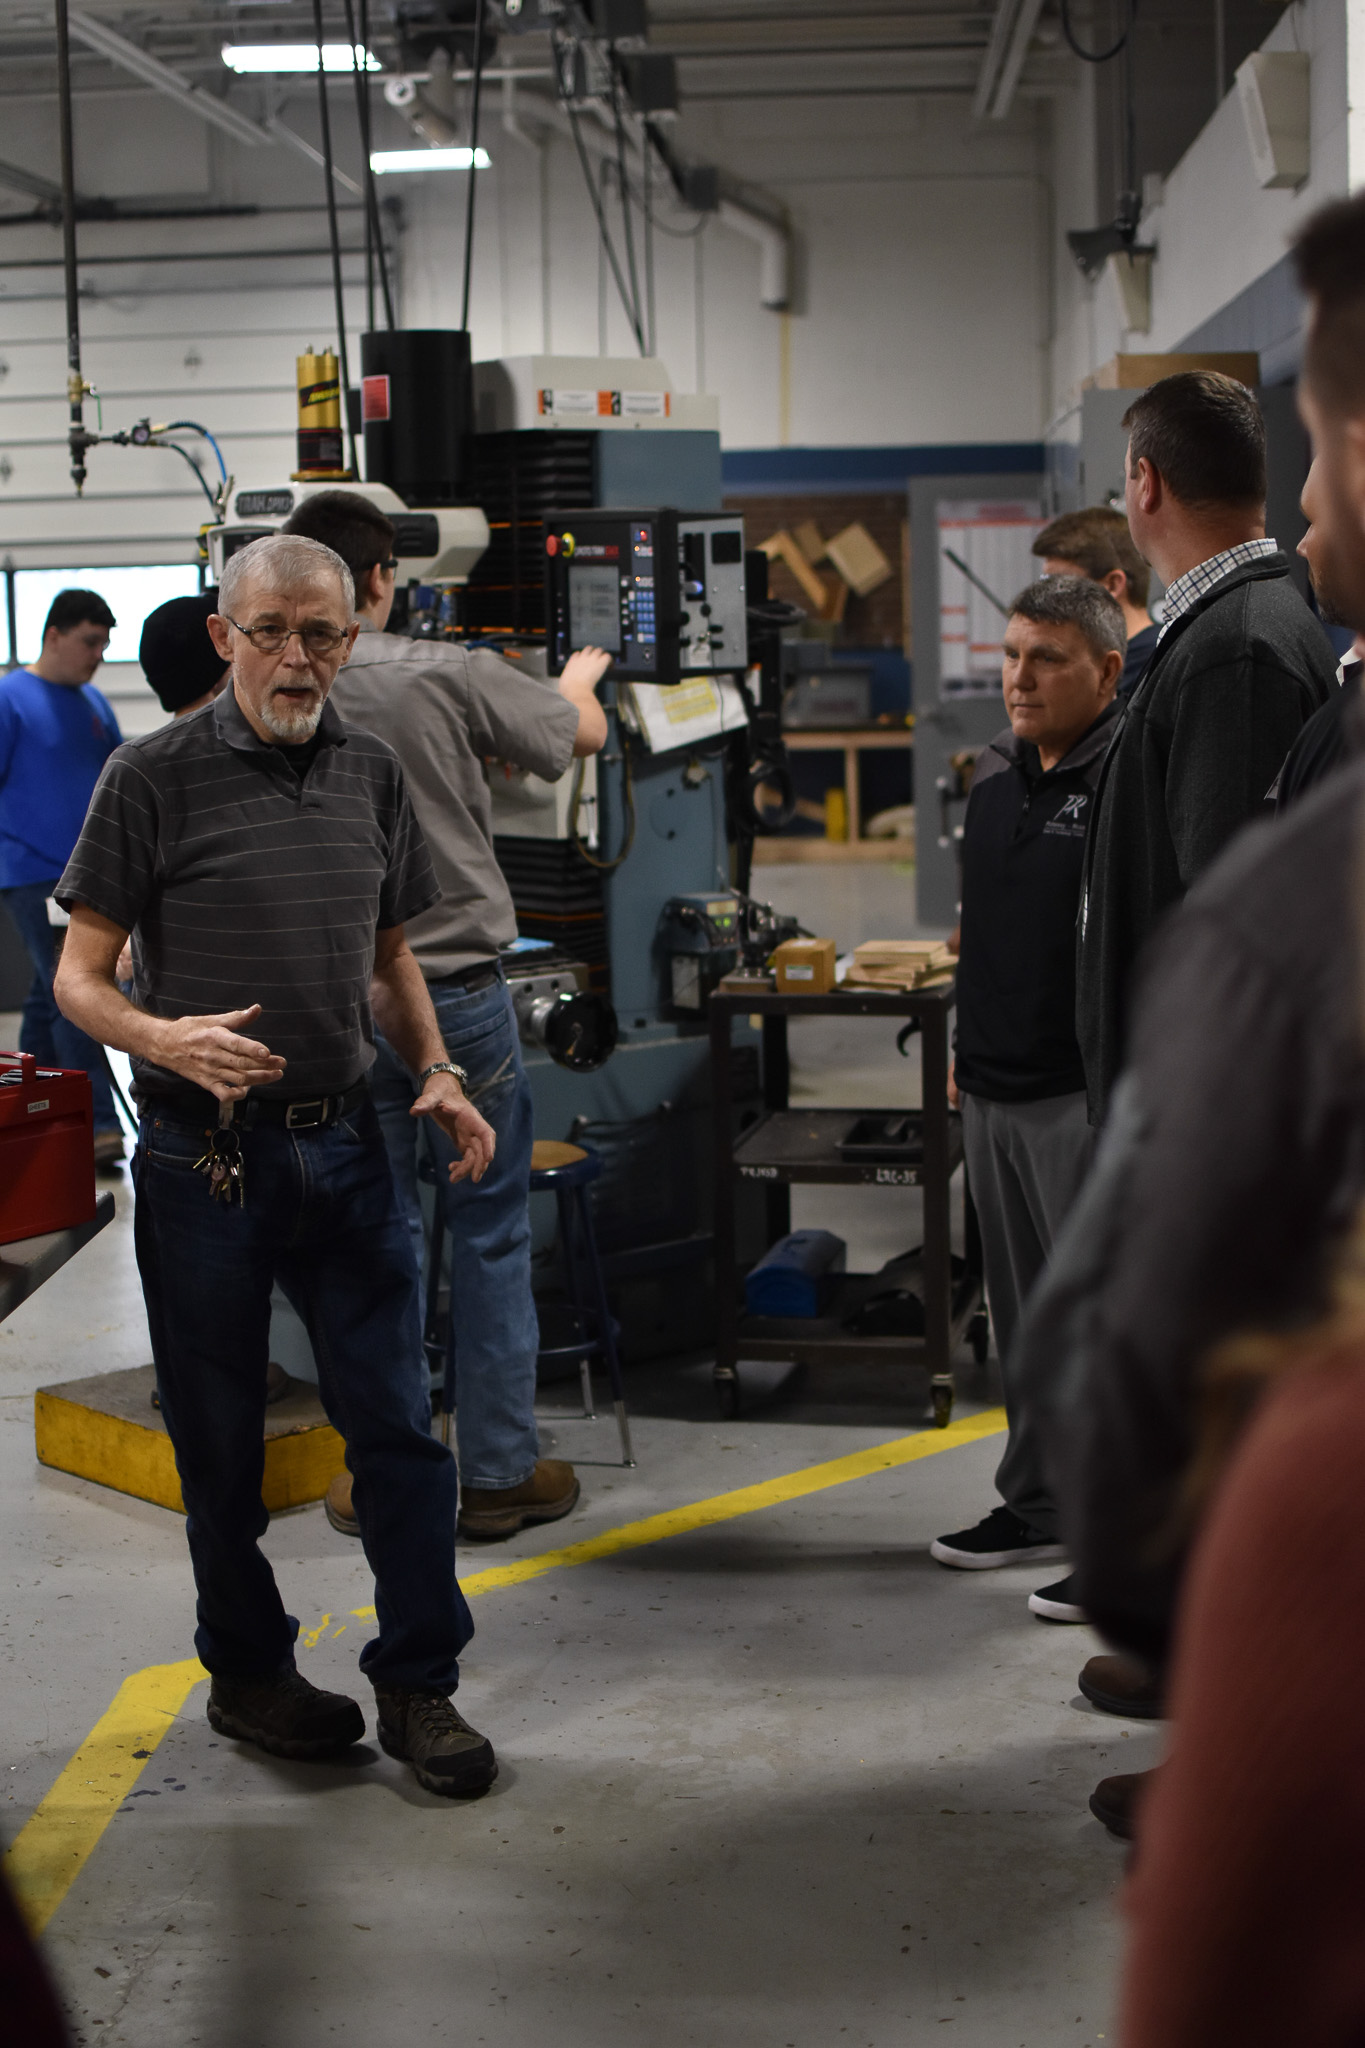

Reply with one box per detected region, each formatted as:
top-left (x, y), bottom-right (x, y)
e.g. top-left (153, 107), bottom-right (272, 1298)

top-left (1047, 0), bottom-right (1359, 415)
top-left (1140, 0), bottom-right (1352, 351)
top-left (0, 81), bottom-right (1056, 584)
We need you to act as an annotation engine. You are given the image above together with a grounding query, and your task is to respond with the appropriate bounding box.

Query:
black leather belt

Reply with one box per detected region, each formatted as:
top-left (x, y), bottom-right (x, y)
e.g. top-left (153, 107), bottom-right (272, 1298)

top-left (146, 1078), bottom-right (370, 1132)
top-left (431, 960), bottom-right (502, 995)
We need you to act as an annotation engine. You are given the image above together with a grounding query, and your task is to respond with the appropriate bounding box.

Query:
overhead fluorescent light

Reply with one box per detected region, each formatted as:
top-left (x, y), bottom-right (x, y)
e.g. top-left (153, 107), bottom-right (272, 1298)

top-left (370, 148), bottom-right (491, 173)
top-left (221, 44), bottom-right (381, 73)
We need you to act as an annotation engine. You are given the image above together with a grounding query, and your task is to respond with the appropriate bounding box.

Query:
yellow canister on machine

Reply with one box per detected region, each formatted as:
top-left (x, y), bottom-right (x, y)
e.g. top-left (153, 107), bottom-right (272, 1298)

top-left (292, 347), bottom-right (348, 479)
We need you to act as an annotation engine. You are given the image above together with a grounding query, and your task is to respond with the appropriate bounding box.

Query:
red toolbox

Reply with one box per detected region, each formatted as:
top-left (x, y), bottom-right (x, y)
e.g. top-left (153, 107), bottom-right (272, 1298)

top-left (0, 1053), bottom-right (96, 1246)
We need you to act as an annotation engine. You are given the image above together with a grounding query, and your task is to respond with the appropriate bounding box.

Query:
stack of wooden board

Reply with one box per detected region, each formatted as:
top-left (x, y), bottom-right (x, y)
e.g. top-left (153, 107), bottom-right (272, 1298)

top-left (843, 939), bottom-right (955, 990)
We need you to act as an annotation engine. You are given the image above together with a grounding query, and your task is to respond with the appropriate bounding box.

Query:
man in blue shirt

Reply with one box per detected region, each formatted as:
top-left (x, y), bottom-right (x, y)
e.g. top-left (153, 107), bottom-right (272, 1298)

top-left (0, 587), bottom-right (124, 1162)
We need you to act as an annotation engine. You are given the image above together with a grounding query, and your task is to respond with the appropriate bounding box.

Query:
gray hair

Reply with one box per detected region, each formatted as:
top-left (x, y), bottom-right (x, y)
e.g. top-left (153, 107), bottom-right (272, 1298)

top-left (1008, 574), bottom-right (1126, 662)
top-left (219, 531), bottom-right (355, 619)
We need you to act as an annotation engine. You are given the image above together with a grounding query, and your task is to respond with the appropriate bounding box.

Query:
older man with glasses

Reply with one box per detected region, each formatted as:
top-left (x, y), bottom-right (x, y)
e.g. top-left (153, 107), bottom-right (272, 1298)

top-left (52, 531), bottom-right (501, 1800)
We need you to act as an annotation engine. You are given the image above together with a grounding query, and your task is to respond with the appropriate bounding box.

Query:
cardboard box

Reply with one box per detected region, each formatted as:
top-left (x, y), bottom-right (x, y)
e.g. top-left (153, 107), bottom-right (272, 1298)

top-left (826, 521), bottom-right (893, 598)
top-left (1088, 351), bottom-right (1260, 391)
top-left (774, 937), bottom-right (837, 994)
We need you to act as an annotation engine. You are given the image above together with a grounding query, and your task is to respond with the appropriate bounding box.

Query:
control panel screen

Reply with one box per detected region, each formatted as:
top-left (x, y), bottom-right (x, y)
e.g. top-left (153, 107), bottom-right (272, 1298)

top-left (568, 563), bottom-right (622, 653)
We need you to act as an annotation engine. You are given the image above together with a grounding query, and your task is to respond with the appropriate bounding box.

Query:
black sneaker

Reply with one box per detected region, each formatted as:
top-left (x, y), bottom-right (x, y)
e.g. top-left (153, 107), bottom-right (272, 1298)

top-left (1028, 1572), bottom-right (1087, 1623)
top-left (373, 1687), bottom-right (498, 1799)
top-left (930, 1504), bottom-right (1067, 1571)
top-left (207, 1668), bottom-right (366, 1759)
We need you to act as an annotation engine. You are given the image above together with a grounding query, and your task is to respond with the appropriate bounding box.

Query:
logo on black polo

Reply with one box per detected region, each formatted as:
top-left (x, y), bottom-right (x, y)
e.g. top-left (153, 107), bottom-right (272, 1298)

top-left (1045, 791), bottom-right (1089, 837)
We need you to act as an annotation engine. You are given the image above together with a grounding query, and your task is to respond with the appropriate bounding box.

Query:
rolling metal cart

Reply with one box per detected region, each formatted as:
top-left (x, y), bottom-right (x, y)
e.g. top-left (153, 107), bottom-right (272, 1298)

top-left (709, 983), bottom-right (986, 1425)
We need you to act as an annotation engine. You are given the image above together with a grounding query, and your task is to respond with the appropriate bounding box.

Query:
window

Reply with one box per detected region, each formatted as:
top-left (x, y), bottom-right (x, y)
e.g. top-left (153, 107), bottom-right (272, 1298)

top-left (4, 565), bottom-right (201, 668)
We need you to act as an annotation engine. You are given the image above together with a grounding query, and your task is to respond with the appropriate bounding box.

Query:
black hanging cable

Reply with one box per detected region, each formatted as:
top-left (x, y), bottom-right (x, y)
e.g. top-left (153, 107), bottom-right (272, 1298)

top-left (55, 0), bottom-right (91, 495)
top-left (343, 0), bottom-right (394, 328)
top-left (1060, 0), bottom-right (1136, 62)
top-left (342, 0), bottom-right (373, 329)
top-left (642, 96), bottom-right (656, 353)
top-left (557, 33), bottom-right (644, 351)
top-left (157, 439), bottom-right (219, 510)
top-left (611, 61), bottom-right (646, 356)
top-left (460, 0), bottom-right (488, 331)
top-left (312, 0), bottom-right (360, 477)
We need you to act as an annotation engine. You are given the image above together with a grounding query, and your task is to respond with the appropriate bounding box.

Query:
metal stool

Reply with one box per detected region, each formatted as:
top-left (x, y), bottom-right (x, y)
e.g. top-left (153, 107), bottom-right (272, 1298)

top-left (529, 1140), bottom-right (635, 1467)
top-left (418, 1140), bottom-right (635, 1467)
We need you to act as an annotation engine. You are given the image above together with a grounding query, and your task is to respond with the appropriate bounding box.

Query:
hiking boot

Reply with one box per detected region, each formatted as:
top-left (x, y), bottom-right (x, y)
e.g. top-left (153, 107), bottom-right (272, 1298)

top-left (930, 1503), bottom-right (1066, 1570)
top-left (1089, 1766), bottom-right (1158, 1841)
top-left (373, 1687), bottom-right (498, 1798)
top-left (458, 1459), bottom-right (581, 1540)
top-left (1079, 1653), bottom-right (1165, 1719)
top-left (324, 1468), bottom-right (360, 1538)
top-left (206, 1668), bottom-right (365, 1759)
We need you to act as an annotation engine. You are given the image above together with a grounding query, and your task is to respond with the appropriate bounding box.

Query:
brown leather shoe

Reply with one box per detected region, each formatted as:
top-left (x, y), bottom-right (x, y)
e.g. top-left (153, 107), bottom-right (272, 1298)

top-left (1079, 1652), bottom-right (1165, 1719)
top-left (1089, 1766), bottom-right (1158, 1841)
top-left (458, 1459), bottom-right (580, 1539)
top-left (324, 1468), bottom-right (360, 1537)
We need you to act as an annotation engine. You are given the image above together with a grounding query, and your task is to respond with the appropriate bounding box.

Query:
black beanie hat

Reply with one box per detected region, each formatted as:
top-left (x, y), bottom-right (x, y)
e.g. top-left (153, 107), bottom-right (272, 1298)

top-left (139, 589), bottom-right (230, 714)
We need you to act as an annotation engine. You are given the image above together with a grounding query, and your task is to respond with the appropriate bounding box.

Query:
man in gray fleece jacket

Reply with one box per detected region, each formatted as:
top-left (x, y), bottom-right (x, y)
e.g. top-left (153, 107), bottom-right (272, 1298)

top-left (1077, 370), bottom-right (1335, 1124)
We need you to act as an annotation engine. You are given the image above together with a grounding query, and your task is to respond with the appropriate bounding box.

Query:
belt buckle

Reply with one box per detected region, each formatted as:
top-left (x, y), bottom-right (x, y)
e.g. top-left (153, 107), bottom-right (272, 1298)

top-left (285, 1097), bottom-right (328, 1129)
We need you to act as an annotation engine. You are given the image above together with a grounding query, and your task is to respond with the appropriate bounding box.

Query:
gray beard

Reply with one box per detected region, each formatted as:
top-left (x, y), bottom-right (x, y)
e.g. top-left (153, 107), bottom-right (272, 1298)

top-left (260, 694), bottom-right (323, 741)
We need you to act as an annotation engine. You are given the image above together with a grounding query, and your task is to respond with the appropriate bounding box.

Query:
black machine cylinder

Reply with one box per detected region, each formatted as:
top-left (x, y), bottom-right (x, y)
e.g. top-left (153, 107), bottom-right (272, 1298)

top-left (360, 328), bottom-right (472, 506)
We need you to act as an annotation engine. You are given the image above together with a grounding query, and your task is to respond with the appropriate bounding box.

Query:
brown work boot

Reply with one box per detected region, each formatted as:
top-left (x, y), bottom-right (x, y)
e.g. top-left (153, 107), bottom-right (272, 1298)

top-left (458, 1458), bottom-right (580, 1539)
top-left (1079, 1652), bottom-right (1165, 1719)
top-left (373, 1687), bottom-right (498, 1797)
top-left (207, 1668), bottom-right (365, 1759)
top-left (324, 1468), bottom-right (360, 1537)
top-left (1089, 1765), bottom-right (1159, 1841)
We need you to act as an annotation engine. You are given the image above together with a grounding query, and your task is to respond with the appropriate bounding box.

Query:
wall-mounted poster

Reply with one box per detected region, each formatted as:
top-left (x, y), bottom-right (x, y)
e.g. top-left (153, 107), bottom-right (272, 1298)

top-left (937, 500), bottom-right (1044, 697)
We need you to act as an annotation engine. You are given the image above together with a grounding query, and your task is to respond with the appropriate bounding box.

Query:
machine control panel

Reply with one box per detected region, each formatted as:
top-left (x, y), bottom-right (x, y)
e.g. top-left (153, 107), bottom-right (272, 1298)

top-left (544, 510), bottom-right (682, 683)
top-left (678, 516), bottom-right (748, 673)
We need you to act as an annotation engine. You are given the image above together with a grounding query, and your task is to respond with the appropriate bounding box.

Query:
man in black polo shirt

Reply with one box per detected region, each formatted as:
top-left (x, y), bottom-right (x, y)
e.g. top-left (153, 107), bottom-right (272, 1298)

top-left (53, 532), bottom-right (500, 1799)
top-left (932, 577), bottom-right (1122, 1618)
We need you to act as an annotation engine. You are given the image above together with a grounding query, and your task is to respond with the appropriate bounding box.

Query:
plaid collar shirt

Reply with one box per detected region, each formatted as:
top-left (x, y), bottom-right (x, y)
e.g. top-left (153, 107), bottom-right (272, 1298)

top-left (1157, 537), bottom-right (1279, 639)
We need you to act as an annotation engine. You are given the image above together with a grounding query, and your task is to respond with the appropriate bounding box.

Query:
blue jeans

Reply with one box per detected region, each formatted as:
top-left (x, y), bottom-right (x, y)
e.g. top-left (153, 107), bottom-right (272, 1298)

top-left (371, 975), bottom-right (540, 1492)
top-left (133, 1094), bottom-right (473, 1692)
top-left (2, 880), bottom-right (120, 1133)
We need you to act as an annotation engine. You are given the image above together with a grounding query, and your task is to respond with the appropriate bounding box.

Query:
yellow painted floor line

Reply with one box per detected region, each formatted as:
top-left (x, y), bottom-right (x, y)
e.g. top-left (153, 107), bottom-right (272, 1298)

top-left (5, 1658), bottom-right (205, 1936)
top-left (5, 1407), bottom-right (1005, 1935)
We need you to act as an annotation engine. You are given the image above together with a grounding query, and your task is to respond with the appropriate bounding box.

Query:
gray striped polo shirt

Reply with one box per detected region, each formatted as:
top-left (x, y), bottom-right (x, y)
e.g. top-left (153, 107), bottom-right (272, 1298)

top-left (57, 685), bottom-right (439, 1100)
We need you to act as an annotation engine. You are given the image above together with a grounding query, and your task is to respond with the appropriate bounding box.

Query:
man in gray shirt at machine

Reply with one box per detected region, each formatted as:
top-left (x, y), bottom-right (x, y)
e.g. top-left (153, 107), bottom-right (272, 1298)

top-left (284, 492), bottom-right (609, 1540)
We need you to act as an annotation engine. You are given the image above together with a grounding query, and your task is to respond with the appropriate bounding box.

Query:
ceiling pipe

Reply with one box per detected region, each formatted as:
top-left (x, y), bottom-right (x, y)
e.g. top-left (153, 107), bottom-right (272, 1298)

top-left (67, 10), bottom-right (271, 148)
top-left (972, 0), bottom-right (1023, 118)
top-left (716, 198), bottom-right (790, 311)
top-left (988, 0), bottom-right (1046, 117)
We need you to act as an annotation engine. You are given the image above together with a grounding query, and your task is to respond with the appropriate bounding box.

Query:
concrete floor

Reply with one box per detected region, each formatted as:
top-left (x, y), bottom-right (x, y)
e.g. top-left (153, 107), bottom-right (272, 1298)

top-left (0, 867), bottom-right (1153, 2046)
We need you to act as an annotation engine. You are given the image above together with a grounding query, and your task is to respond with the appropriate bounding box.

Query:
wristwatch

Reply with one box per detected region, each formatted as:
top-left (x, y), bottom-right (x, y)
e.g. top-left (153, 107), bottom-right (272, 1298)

top-left (419, 1060), bottom-right (469, 1090)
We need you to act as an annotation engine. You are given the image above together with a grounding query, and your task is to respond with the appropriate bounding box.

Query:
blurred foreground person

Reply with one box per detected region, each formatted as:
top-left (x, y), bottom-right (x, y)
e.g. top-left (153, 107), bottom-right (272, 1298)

top-left (1077, 370), bottom-right (1334, 1122)
top-left (1121, 1272), bottom-right (1365, 2048)
top-left (1009, 189), bottom-right (1365, 1843)
top-left (931, 578), bottom-right (1122, 1620)
top-left (1272, 456), bottom-right (1364, 810)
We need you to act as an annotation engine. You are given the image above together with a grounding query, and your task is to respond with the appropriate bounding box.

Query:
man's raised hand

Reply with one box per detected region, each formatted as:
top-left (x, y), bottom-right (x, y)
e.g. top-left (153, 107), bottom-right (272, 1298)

top-left (154, 1005), bottom-right (287, 1101)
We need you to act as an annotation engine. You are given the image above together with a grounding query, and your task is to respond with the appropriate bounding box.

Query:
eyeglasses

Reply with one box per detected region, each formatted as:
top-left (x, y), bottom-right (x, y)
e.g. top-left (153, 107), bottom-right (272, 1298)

top-left (380, 557), bottom-right (399, 574)
top-left (223, 614), bottom-right (349, 656)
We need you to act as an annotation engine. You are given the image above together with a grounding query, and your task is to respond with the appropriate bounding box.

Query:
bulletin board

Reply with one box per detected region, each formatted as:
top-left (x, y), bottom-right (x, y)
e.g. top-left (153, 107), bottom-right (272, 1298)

top-left (936, 499), bottom-right (1044, 697)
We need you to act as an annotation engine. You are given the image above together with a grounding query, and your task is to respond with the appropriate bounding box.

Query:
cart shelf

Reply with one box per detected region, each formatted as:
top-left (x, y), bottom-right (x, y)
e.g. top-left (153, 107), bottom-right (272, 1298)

top-left (733, 1107), bottom-right (964, 1188)
top-left (708, 983), bottom-right (985, 1426)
